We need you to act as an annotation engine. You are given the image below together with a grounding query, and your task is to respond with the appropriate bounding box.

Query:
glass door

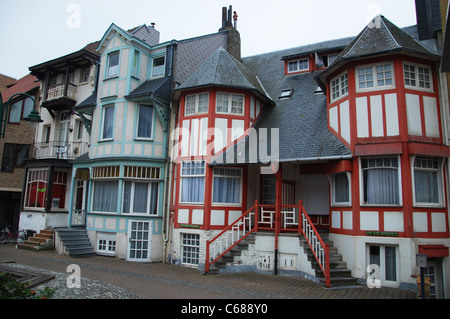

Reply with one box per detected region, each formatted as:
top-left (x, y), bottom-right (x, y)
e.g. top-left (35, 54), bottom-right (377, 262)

top-left (127, 220), bottom-right (152, 262)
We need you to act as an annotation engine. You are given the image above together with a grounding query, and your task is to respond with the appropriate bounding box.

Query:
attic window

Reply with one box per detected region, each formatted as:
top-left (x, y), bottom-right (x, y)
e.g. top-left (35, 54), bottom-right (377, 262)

top-left (279, 89), bottom-right (294, 100)
top-left (314, 86), bottom-right (323, 94)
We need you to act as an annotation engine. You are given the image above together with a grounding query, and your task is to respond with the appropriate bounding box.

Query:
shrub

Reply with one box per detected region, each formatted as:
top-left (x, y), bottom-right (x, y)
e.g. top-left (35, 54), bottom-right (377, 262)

top-left (0, 273), bottom-right (56, 299)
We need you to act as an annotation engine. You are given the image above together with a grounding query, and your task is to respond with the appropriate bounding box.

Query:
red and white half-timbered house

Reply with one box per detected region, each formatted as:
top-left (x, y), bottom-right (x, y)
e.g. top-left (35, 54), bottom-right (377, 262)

top-left (168, 11), bottom-right (449, 296)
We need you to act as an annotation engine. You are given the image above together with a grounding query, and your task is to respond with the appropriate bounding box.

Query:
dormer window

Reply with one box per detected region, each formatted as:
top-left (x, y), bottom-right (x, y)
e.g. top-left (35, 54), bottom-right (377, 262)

top-left (287, 58), bottom-right (309, 74)
top-left (152, 57), bottom-right (165, 78)
top-left (330, 72), bottom-right (348, 101)
top-left (279, 89), bottom-right (294, 100)
top-left (107, 51), bottom-right (120, 78)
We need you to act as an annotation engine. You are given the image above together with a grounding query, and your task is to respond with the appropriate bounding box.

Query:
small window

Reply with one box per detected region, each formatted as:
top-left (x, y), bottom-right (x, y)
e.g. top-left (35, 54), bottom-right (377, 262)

top-left (287, 58), bottom-right (309, 73)
top-left (152, 57), bottom-right (165, 78)
top-left (216, 93), bottom-right (244, 115)
top-left (137, 104), bottom-right (153, 139)
top-left (185, 93), bottom-right (209, 115)
top-left (107, 51), bottom-right (120, 78)
top-left (181, 233), bottom-right (200, 265)
top-left (404, 63), bottom-right (432, 90)
top-left (413, 157), bottom-right (442, 205)
top-left (330, 72), bottom-right (348, 101)
top-left (132, 50), bottom-right (140, 78)
top-left (102, 105), bottom-right (114, 140)
top-left (80, 68), bottom-right (90, 83)
top-left (332, 172), bottom-right (350, 205)
top-left (357, 63), bottom-right (393, 91)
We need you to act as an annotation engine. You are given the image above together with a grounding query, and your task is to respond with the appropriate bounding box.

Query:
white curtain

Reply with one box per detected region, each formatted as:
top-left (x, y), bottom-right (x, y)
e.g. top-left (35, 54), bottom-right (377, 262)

top-left (137, 105), bottom-right (153, 138)
top-left (133, 182), bottom-right (148, 213)
top-left (9, 100), bottom-right (22, 123)
top-left (181, 177), bottom-right (204, 203)
top-left (213, 176), bottom-right (240, 203)
top-left (366, 168), bottom-right (399, 204)
top-left (93, 181), bottom-right (118, 212)
top-left (414, 170), bottom-right (438, 203)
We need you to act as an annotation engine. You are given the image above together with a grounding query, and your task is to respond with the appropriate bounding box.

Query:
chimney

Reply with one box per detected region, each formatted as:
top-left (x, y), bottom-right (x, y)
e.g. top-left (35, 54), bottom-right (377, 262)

top-left (219, 6), bottom-right (241, 61)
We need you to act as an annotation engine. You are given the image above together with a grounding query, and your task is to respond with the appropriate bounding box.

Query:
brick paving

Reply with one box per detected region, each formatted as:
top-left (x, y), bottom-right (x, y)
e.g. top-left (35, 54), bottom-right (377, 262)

top-left (0, 243), bottom-right (417, 301)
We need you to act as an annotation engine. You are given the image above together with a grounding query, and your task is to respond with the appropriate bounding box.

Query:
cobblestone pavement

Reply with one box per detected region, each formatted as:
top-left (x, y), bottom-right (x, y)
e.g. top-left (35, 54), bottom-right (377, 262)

top-left (1, 243), bottom-right (417, 301)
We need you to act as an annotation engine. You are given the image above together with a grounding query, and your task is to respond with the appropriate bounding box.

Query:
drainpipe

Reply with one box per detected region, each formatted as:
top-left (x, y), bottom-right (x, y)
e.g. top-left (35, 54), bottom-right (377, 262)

top-left (274, 165), bottom-right (283, 275)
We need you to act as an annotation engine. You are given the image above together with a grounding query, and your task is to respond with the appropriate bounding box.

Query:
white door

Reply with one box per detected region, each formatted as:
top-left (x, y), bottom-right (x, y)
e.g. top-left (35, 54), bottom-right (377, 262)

top-left (127, 220), bottom-right (152, 262)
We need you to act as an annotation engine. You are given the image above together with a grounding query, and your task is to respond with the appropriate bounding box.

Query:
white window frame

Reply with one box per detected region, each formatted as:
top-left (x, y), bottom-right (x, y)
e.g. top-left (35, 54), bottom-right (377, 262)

top-left (216, 93), bottom-right (245, 115)
top-left (132, 50), bottom-right (140, 78)
top-left (122, 180), bottom-right (159, 215)
top-left (330, 172), bottom-right (351, 206)
top-left (107, 51), bottom-right (120, 78)
top-left (184, 93), bottom-right (209, 116)
top-left (151, 56), bottom-right (165, 78)
top-left (411, 156), bottom-right (445, 207)
top-left (287, 58), bottom-right (309, 73)
top-left (360, 156), bottom-right (402, 206)
top-left (212, 167), bottom-right (243, 206)
top-left (356, 62), bottom-right (395, 92)
top-left (403, 62), bottom-right (433, 92)
top-left (97, 233), bottom-right (116, 256)
top-left (330, 71), bottom-right (348, 102)
top-left (366, 244), bottom-right (399, 287)
top-left (180, 161), bottom-right (206, 204)
top-left (181, 233), bottom-right (200, 266)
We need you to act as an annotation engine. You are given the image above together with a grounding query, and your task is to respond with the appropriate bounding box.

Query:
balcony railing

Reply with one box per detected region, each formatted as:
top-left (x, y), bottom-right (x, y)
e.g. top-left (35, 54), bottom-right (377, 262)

top-left (46, 83), bottom-right (77, 101)
top-left (33, 141), bottom-right (88, 160)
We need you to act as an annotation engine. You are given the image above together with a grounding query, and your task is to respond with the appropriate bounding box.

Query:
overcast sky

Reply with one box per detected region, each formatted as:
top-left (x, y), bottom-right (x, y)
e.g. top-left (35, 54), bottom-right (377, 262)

top-left (0, 0), bottom-right (418, 79)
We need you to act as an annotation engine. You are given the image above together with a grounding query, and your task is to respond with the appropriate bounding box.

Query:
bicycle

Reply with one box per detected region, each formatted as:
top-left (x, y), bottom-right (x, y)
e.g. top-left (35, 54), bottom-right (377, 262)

top-left (1, 225), bottom-right (17, 244)
top-left (0, 226), bottom-right (29, 244)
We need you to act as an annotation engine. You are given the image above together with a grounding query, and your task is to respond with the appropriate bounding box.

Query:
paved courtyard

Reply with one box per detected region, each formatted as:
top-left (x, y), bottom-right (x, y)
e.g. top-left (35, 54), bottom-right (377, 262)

top-left (1, 243), bottom-right (417, 303)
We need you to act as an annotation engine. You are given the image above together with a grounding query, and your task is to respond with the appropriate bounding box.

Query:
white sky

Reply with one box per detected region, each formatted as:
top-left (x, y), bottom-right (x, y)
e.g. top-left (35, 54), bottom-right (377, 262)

top-left (0, 0), bottom-right (418, 79)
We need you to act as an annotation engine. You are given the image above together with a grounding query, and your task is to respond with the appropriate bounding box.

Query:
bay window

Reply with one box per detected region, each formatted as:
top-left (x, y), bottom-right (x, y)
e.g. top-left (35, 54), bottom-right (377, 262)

top-left (24, 168), bottom-right (67, 209)
top-left (357, 63), bottom-right (393, 91)
top-left (362, 157), bottom-right (400, 205)
top-left (185, 93), bottom-right (209, 115)
top-left (212, 168), bottom-right (242, 204)
top-left (180, 161), bottom-right (205, 204)
top-left (330, 72), bottom-right (348, 101)
top-left (92, 181), bottom-right (118, 212)
top-left (404, 63), bottom-right (432, 90)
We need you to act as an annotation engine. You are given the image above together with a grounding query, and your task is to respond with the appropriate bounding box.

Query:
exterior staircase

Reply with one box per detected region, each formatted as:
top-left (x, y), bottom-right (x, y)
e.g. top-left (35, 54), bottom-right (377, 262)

top-left (17, 228), bottom-right (54, 251)
top-left (55, 228), bottom-right (96, 257)
top-left (300, 230), bottom-right (357, 287)
top-left (208, 234), bottom-right (256, 274)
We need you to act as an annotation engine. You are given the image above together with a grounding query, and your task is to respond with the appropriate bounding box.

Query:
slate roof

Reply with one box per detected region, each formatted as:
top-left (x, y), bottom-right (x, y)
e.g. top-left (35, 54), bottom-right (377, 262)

top-left (176, 48), bottom-right (273, 104)
top-left (211, 38), bottom-right (356, 165)
top-left (126, 76), bottom-right (173, 102)
top-left (316, 15), bottom-right (440, 85)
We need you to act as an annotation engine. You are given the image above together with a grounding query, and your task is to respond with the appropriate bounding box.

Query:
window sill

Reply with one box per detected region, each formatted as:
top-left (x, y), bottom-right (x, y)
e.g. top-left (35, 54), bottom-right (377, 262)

top-left (99, 138), bottom-right (114, 143)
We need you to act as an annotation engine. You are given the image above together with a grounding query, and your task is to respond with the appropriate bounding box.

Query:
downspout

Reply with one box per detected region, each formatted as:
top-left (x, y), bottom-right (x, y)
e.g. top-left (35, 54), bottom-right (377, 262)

top-left (274, 165), bottom-right (283, 275)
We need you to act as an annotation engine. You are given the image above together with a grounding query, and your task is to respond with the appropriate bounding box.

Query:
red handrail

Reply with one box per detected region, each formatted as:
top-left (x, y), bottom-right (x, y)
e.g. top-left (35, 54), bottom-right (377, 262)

top-left (298, 200), bottom-right (330, 288)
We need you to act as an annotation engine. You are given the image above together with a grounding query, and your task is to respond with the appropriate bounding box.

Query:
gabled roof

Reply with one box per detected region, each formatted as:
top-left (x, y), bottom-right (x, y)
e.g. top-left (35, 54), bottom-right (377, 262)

top-left (176, 48), bottom-right (273, 104)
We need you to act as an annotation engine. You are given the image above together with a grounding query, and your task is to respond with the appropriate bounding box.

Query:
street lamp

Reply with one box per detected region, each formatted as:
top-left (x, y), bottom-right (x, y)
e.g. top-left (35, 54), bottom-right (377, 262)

top-left (0, 92), bottom-right (43, 138)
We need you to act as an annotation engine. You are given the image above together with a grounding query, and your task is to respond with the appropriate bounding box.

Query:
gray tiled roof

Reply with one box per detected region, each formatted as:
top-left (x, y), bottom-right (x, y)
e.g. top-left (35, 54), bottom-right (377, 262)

top-left (176, 48), bottom-right (272, 103)
top-left (126, 76), bottom-right (172, 102)
top-left (212, 38), bottom-right (355, 165)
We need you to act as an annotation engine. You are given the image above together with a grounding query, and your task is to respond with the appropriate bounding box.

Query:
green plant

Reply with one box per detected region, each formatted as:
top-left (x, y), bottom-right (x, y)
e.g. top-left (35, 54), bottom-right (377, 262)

top-left (0, 273), bottom-right (57, 299)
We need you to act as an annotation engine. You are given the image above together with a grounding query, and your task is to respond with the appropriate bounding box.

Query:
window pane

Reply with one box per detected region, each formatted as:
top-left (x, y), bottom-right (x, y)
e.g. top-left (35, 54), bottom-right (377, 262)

top-left (334, 173), bottom-right (349, 203)
top-left (363, 158), bottom-right (399, 205)
top-left (9, 100), bottom-right (22, 123)
top-left (102, 106), bottom-right (114, 139)
top-left (181, 177), bottom-right (205, 203)
top-left (213, 169), bottom-right (241, 204)
top-left (385, 247), bottom-right (397, 281)
top-left (198, 93), bottom-right (209, 113)
top-left (137, 105), bottom-right (153, 138)
top-left (414, 170), bottom-right (439, 203)
top-left (185, 95), bottom-right (196, 115)
top-left (133, 183), bottom-right (148, 213)
top-left (216, 93), bottom-right (228, 113)
top-left (108, 52), bottom-right (119, 77)
top-left (93, 181), bottom-right (118, 212)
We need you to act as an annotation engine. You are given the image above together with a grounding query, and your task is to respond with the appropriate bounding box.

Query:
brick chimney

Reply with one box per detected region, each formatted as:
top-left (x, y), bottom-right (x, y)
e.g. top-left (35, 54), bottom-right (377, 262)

top-left (219, 5), bottom-right (241, 61)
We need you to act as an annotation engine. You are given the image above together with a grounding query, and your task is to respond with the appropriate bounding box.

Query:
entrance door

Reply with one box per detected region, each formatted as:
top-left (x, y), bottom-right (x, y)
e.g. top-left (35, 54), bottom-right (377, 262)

top-left (127, 220), bottom-right (152, 262)
top-left (56, 112), bottom-right (71, 158)
top-left (424, 259), bottom-right (444, 299)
